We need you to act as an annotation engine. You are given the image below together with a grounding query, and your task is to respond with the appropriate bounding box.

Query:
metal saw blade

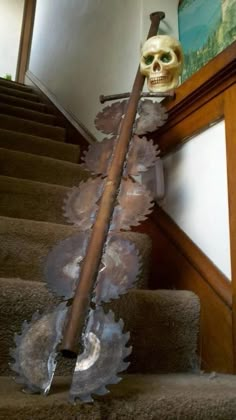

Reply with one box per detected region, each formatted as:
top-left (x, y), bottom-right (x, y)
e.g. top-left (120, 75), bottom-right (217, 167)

top-left (125, 135), bottom-right (160, 176)
top-left (63, 177), bottom-right (105, 229)
top-left (110, 178), bottom-right (154, 231)
top-left (44, 232), bottom-right (90, 299)
top-left (134, 100), bottom-right (168, 135)
top-left (44, 232), bottom-right (140, 303)
top-left (94, 234), bottom-right (141, 304)
top-left (94, 100), bottom-right (128, 135)
top-left (69, 307), bottom-right (131, 403)
top-left (81, 137), bottom-right (116, 176)
top-left (10, 302), bottom-right (67, 395)
top-left (83, 135), bottom-right (160, 177)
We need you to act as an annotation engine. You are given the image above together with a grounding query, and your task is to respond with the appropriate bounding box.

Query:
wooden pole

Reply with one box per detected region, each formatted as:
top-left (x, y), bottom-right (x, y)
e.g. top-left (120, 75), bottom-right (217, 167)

top-left (61, 11), bottom-right (165, 356)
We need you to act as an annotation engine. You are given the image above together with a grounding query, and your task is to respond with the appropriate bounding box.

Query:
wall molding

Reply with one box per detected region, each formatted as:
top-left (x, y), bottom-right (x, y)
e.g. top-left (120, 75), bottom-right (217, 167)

top-left (26, 70), bottom-right (96, 146)
top-left (153, 41), bottom-right (236, 155)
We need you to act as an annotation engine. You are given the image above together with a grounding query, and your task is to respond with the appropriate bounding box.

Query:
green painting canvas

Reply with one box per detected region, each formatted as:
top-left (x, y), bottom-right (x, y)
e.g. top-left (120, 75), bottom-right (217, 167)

top-left (178, 0), bottom-right (236, 81)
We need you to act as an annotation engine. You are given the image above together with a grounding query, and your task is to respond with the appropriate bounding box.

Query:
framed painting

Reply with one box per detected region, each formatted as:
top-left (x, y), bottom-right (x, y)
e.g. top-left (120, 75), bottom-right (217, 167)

top-left (178, 0), bottom-right (236, 81)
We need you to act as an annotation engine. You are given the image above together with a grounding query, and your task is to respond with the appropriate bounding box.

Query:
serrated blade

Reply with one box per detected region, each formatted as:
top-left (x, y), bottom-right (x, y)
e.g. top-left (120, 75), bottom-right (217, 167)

top-left (111, 178), bottom-right (154, 231)
top-left (63, 177), bottom-right (105, 228)
top-left (134, 100), bottom-right (168, 135)
top-left (82, 136), bottom-right (116, 176)
top-left (94, 100), bottom-right (128, 135)
top-left (69, 307), bottom-right (131, 403)
top-left (10, 303), bottom-right (67, 395)
top-left (44, 233), bottom-right (140, 303)
top-left (44, 232), bottom-right (90, 299)
top-left (125, 135), bottom-right (160, 176)
top-left (94, 235), bottom-right (141, 304)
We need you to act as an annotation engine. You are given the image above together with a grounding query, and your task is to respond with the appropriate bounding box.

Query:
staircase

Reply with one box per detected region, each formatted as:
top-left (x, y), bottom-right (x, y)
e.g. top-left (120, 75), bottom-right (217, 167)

top-left (0, 77), bottom-right (236, 419)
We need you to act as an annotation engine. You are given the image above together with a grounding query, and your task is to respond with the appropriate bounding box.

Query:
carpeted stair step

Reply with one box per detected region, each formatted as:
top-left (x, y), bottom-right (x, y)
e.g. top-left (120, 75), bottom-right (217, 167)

top-left (0, 148), bottom-right (88, 186)
top-left (0, 102), bottom-right (57, 125)
top-left (1, 373), bottom-right (236, 420)
top-left (0, 77), bottom-right (34, 93)
top-left (0, 92), bottom-right (51, 113)
top-left (0, 176), bottom-right (69, 224)
top-left (0, 277), bottom-right (199, 375)
top-left (0, 216), bottom-right (151, 285)
top-left (0, 85), bottom-right (40, 102)
top-left (0, 114), bottom-right (65, 140)
top-left (0, 129), bottom-right (80, 162)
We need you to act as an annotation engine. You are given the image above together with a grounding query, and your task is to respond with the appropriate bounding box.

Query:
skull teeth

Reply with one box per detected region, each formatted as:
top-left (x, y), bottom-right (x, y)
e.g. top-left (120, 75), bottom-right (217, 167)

top-left (150, 76), bottom-right (169, 84)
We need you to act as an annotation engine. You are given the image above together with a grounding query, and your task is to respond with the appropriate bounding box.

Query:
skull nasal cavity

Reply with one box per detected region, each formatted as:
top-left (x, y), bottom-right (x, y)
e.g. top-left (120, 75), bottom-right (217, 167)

top-left (153, 61), bottom-right (161, 72)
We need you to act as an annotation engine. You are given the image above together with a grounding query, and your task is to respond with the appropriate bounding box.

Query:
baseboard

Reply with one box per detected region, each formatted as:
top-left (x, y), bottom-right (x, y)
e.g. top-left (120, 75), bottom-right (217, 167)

top-left (25, 70), bottom-right (96, 145)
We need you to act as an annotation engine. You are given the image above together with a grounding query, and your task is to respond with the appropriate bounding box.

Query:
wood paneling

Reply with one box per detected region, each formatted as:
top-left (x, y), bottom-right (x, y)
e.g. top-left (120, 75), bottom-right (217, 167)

top-left (134, 208), bottom-right (234, 373)
top-left (151, 41), bottom-right (236, 155)
top-left (135, 42), bottom-right (236, 373)
top-left (224, 84), bottom-right (236, 372)
top-left (156, 94), bottom-right (224, 155)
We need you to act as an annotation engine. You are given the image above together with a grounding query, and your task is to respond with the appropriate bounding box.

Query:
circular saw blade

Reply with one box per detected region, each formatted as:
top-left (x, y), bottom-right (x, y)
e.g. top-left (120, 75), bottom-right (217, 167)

top-left (69, 307), bottom-right (131, 403)
top-left (44, 233), bottom-right (140, 304)
top-left (134, 100), bottom-right (168, 135)
top-left (81, 137), bottom-right (116, 176)
top-left (125, 135), bottom-right (160, 176)
top-left (44, 232), bottom-right (90, 299)
top-left (94, 100), bottom-right (128, 135)
top-left (10, 303), bottom-right (67, 395)
top-left (94, 234), bottom-right (141, 304)
top-left (63, 177), bottom-right (105, 228)
top-left (111, 178), bottom-right (154, 231)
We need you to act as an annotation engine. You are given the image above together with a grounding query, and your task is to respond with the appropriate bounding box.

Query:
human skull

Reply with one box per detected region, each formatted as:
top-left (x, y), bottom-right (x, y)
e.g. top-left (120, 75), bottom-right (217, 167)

top-left (140, 35), bottom-right (183, 92)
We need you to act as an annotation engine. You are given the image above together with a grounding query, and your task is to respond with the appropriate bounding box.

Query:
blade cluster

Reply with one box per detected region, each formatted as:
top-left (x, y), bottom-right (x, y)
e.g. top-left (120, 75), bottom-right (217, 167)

top-left (94, 99), bottom-right (167, 136)
top-left (10, 93), bottom-right (167, 403)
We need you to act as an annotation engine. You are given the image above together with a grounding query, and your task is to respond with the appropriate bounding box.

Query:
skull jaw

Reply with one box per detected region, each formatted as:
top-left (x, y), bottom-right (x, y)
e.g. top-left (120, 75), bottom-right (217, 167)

top-left (147, 73), bottom-right (179, 93)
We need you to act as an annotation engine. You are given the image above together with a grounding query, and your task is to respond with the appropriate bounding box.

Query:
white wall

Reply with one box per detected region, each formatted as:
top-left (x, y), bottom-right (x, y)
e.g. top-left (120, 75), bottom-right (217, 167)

top-left (28, 0), bottom-right (179, 140)
top-left (162, 120), bottom-right (231, 280)
top-left (0, 0), bottom-right (24, 80)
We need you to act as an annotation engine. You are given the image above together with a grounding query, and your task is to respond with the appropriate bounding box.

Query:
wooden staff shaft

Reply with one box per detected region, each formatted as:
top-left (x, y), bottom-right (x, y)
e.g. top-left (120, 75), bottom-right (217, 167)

top-left (61, 11), bottom-right (165, 356)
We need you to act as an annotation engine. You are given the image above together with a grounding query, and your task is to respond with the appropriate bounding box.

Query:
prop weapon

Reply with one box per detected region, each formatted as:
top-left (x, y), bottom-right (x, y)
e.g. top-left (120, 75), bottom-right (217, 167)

top-left (10, 11), bottom-right (173, 403)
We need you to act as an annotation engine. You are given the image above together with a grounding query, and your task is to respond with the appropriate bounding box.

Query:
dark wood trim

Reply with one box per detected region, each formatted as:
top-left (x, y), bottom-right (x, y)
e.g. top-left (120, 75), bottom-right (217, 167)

top-left (152, 206), bottom-right (232, 308)
top-left (152, 41), bottom-right (236, 154)
top-left (16, 0), bottom-right (36, 83)
top-left (224, 84), bottom-right (236, 372)
top-left (157, 93), bottom-right (224, 155)
top-left (133, 209), bottom-right (234, 373)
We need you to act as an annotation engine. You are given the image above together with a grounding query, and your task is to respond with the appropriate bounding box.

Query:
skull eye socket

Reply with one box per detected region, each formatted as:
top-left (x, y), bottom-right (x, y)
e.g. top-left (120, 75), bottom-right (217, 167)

top-left (160, 52), bottom-right (172, 63)
top-left (144, 55), bottom-right (154, 65)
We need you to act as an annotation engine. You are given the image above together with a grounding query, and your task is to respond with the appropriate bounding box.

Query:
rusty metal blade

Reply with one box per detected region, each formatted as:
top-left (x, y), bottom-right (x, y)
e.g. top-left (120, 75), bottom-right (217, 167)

top-left (10, 303), bottom-right (67, 395)
top-left (134, 100), bottom-right (168, 135)
top-left (44, 232), bottom-right (140, 303)
top-left (94, 234), bottom-right (141, 304)
top-left (69, 307), bottom-right (131, 403)
top-left (63, 177), bottom-right (105, 228)
top-left (44, 232), bottom-right (90, 299)
top-left (94, 100), bottom-right (128, 135)
top-left (125, 135), bottom-right (160, 176)
top-left (111, 178), bottom-right (154, 230)
top-left (82, 137), bottom-right (116, 175)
